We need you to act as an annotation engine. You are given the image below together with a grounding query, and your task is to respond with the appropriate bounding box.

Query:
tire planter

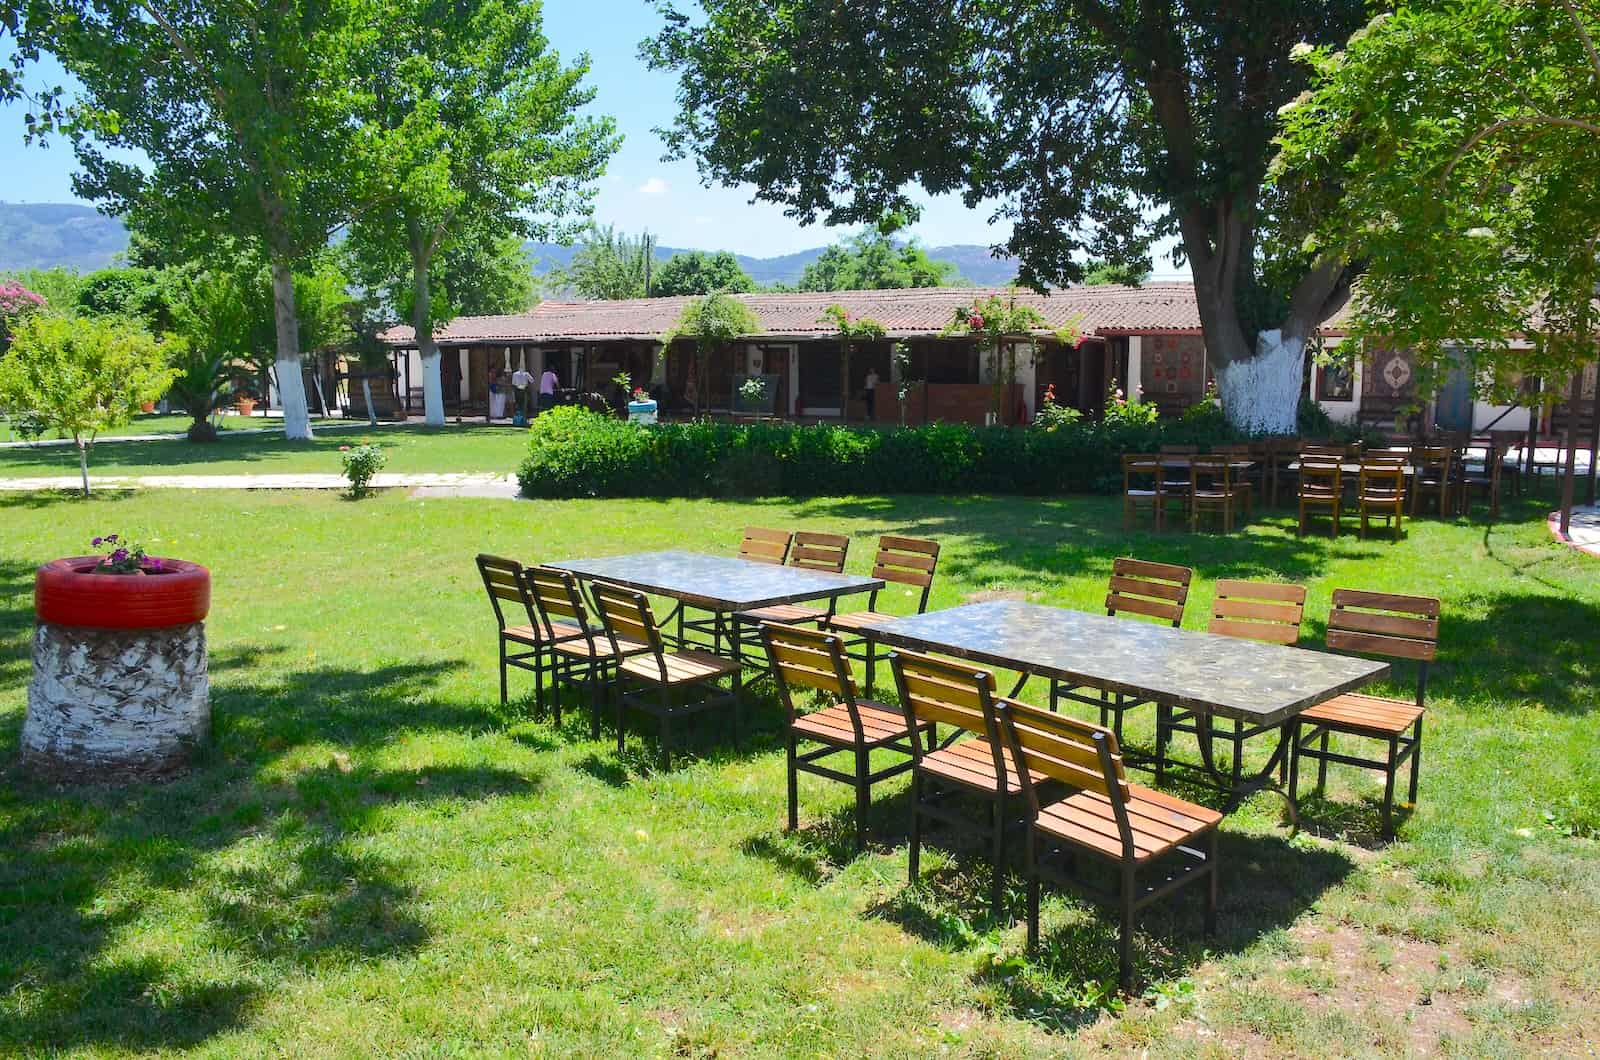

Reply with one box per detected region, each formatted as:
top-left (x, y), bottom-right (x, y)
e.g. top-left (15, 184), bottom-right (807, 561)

top-left (23, 558), bottom-right (212, 779)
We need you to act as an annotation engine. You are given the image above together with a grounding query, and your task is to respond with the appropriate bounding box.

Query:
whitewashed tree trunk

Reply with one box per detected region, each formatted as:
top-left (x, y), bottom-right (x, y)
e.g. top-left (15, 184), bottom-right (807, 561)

top-left (413, 257), bottom-right (446, 426)
top-left (270, 260), bottom-right (314, 441)
top-left (23, 622), bottom-right (210, 777)
top-left (1217, 329), bottom-right (1305, 435)
top-left (76, 440), bottom-right (90, 497)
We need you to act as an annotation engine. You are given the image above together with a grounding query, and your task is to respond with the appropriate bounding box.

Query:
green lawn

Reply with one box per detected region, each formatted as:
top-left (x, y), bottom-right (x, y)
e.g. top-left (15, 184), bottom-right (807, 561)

top-left (0, 412), bottom-right (355, 445)
top-left (0, 423), bottom-right (526, 479)
top-left (1, 490), bottom-right (1597, 1056)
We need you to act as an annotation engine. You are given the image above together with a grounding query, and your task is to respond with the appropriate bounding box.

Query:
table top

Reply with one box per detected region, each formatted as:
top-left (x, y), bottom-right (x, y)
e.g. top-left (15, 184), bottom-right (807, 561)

top-left (860, 600), bottom-right (1389, 725)
top-left (1132, 458), bottom-right (1255, 471)
top-left (1287, 460), bottom-right (1416, 476)
top-left (548, 550), bottom-right (883, 610)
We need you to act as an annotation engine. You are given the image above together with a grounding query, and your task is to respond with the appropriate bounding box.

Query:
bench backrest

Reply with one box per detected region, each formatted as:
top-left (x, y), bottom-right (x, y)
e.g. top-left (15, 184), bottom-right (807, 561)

top-left (1105, 556), bottom-right (1192, 627)
top-left (1208, 579), bottom-right (1306, 645)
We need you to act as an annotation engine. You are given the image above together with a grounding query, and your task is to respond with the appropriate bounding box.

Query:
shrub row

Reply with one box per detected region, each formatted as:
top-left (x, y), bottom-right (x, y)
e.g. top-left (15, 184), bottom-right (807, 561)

top-left (517, 403), bottom-right (1377, 499)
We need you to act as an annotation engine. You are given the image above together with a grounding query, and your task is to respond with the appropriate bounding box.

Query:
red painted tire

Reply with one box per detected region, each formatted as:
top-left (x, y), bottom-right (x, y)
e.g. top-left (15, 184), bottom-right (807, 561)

top-left (34, 557), bottom-right (211, 629)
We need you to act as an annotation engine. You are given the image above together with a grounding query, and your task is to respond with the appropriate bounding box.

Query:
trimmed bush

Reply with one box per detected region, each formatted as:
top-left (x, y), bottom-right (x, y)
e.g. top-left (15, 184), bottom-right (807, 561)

top-left (520, 405), bottom-right (1357, 499)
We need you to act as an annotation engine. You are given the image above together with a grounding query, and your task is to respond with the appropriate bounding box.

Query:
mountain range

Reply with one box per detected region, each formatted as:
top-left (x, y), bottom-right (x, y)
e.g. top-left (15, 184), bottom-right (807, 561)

top-left (0, 202), bottom-right (1021, 286)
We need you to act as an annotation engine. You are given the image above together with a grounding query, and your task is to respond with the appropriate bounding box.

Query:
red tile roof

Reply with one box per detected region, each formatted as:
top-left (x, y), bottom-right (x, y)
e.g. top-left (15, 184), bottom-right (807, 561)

top-left (379, 283), bottom-right (1208, 346)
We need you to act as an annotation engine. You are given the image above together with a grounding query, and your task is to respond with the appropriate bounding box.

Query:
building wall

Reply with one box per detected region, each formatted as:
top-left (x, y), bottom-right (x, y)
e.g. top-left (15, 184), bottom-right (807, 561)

top-left (1139, 334), bottom-right (1207, 412)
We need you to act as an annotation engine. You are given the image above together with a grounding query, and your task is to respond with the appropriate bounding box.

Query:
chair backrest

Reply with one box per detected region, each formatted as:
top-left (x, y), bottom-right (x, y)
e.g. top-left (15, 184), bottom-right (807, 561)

top-left (739, 527), bottom-right (794, 565)
top-left (591, 582), bottom-right (666, 673)
top-left (1190, 455), bottom-right (1234, 491)
top-left (1325, 588), bottom-right (1440, 704)
top-left (1122, 453), bottom-right (1161, 493)
top-left (1105, 557), bottom-right (1192, 626)
top-left (1359, 458), bottom-right (1406, 495)
top-left (523, 565), bottom-right (593, 644)
top-left (994, 698), bottom-right (1129, 809)
top-left (1300, 443), bottom-right (1348, 460)
top-left (1208, 579), bottom-right (1306, 645)
top-left (1411, 445), bottom-right (1452, 475)
top-left (870, 536), bottom-right (941, 613)
top-left (889, 649), bottom-right (1002, 769)
top-left (1299, 458), bottom-right (1343, 494)
top-left (789, 531), bottom-right (849, 574)
top-left (761, 623), bottom-right (863, 728)
top-left (476, 554), bottom-right (537, 634)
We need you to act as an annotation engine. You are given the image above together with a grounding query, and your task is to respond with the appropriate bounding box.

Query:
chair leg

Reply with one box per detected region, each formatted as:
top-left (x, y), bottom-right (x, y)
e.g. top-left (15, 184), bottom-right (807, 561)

top-left (908, 775), bottom-right (923, 884)
top-left (1316, 729), bottom-right (1330, 792)
top-left (1382, 734), bottom-right (1399, 839)
top-left (498, 640), bottom-right (508, 706)
top-left (550, 654), bottom-right (562, 727)
top-left (1204, 829), bottom-right (1219, 937)
top-left (786, 734), bottom-right (799, 832)
top-left (1408, 719), bottom-right (1423, 805)
top-left (1026, 830), bottom-right (1040, 951)
top-left (990, 793), bottom-right (1006, 917)
top-left (1119, 864), bottom-right (1136, 993)
top-left (864, 636), bottom-right (878, 695)
top-left (855, 746), bottom-right (870, 852)
top-left (731, 671), bottom-right (743, 751)
top-left (659, 689), bottom-right (673, 772)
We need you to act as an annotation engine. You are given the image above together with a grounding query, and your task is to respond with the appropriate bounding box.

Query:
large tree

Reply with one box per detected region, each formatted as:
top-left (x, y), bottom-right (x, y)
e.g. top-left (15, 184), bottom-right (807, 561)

top-left (23, 0), bottom-right (367, 440)
top-left (644, 0), bottom-right (1369, 432)
top-left (346, 0), bottom-right (615, 426)
top-left (1273, 0), bottom-right (1600, 530)
top-left (561, 224), bottom-right (659, 299)
top-left (652, 250), bottom-right (754, 296)
top-left (798, 226), bottom-right (957, 292)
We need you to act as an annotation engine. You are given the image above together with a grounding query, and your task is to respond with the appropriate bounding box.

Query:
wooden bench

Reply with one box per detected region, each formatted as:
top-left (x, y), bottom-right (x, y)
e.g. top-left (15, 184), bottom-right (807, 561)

top-left (1289, 589), bottom-right (1439, 838)
top-left (996, 698), bottom-right (1220, 993)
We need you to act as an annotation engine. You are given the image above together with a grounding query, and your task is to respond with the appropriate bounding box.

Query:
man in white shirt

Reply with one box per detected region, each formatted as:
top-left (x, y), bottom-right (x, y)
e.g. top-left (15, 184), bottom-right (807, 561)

top-left (510, 364), bottom-right (533, 420)
top-left (863, 366), bottom-right (880, 419)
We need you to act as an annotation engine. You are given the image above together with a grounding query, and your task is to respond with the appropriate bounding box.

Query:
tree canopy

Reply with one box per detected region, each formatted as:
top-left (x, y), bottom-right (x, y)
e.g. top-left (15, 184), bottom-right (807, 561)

top-left (662, 291), bottom-right (761, 413)
top-left (797, 227), bottom-right (956, 292)
top-left (562, 225), bottom-right (659, 299)
top-left (644, 0), bottom-right (1370, 432)
top-left (652, 250), bottom-right (754, 296)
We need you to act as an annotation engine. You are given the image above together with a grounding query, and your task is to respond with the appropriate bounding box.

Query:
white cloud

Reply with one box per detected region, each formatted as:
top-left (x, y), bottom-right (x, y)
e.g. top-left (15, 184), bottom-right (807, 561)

top-left (637, 177), bottom-right (669, 195)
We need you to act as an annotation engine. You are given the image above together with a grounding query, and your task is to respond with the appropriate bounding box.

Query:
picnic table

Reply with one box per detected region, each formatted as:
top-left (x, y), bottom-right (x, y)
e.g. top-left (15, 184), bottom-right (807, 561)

top-left (548, 549), bottom-right (882, 660)
top-left (859, 599), bottom-right (1388, 819)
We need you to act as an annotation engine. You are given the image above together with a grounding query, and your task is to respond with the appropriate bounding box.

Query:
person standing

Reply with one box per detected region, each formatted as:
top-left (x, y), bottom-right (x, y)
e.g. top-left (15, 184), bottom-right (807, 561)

top-left (510, 362), bottom-right (533, 422)
top-left (863, 366), bottom-right (880, 420)
top-left (539, 364), bottom-right (560, 413)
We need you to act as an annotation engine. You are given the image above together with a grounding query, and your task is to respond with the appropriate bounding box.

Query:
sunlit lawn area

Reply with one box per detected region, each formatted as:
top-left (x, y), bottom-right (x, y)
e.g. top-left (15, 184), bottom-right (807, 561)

top-left (0, 411), bottom-right (352, 445)
top-left (0, 423), bottom-right (526, 478)
top-left (1, 489), bottom-right (1597, 1055)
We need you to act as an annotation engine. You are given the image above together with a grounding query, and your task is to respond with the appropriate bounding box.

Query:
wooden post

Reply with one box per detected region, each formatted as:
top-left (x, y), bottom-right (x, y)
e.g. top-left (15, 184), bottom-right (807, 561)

top-left (1587, 359), bottom-right (1599, 506)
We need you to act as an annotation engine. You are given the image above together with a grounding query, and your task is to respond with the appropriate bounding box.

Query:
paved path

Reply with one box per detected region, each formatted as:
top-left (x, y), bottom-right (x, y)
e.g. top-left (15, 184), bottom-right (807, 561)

top-left (0, 471), bottom-right (522, 498)
top-left (1550, 504), bottom-right (1600, 557)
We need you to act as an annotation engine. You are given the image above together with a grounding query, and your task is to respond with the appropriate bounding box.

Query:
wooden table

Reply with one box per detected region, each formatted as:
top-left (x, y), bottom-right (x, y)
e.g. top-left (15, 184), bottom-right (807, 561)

top-left (859, 599), bottom-right (1388, 818)
top-left (548, 550), bottom-right (882, 659)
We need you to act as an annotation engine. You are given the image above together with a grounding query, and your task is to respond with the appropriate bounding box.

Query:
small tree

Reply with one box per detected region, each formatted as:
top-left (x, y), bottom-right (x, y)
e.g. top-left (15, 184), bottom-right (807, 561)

top-left (0, 279), bottom-right (47, 352)
top-left (662, 292), bottom-right (762, 415)
top-left (652, 250), bottom-right (755, 296)
top-left (944, 292), bottom-right (1079, 424)
top-left (819, 304), bottom-right (886, 423)
top-left (0, 314), bottom-right (174, 495)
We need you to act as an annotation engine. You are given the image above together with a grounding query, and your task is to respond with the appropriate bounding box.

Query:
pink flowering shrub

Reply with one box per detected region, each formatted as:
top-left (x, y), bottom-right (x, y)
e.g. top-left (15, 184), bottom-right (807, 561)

top-left (0, 281), bottom-right (46, 351)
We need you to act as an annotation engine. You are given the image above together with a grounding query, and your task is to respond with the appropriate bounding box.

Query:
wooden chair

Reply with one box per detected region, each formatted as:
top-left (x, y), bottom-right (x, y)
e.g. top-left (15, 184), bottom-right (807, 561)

top-left (592, 582), bottom-right (743, 770)
top-left (824, 536), bottom-right (941, 694)
top-left (476, 554), bottom-right (567, 712)
top-left (736, 531), bottom-right (850, 628)
top-left (891, 649), bottom-right (1040, 914)
top-left (1486, 429), bottom-right (1525, 511)
top-left (1289, 589), bottom-right (1439, 838)
top-left (762, 624), bottom-right (930, 850)
top-left (1051, 558), bottom-right (1193, 740)
top-left (1297, 457), bottom-right (1343, 537)
top-left (1263, 436), bottom-right (1302, 507)
top-left (1210, 443), bottom-right (1256, 517)
top-left (1157, 580), bottom-right (1308, 789)
top-left (1357, 457), bottom-right (1407, 540)
top-left (1157, 445), bottom-right (1195, 518)
top-left (1409, 446), bottom-right (1455, 517)
top-left (738, 526), bottom-right (794, 565)
top-left (1189, 456), bottom-right (1246, 533)
top-left (524, 565), bottom-right (632, 736)
top-left (995, 699), bottom-right (1220, 993)
top-left (1121, 454), bottom-right (1164, 531)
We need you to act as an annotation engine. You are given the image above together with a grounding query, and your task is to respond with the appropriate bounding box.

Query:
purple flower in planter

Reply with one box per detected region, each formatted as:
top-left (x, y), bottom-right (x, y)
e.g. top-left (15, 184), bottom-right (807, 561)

top-left (149, 558), bottom-right (164, 571)
top-left (106, 534), bottom-right (118, 544)
top-left (110, 548), bottom-right (128, 564)
top-left (92, 537), bottom-right (103, 547)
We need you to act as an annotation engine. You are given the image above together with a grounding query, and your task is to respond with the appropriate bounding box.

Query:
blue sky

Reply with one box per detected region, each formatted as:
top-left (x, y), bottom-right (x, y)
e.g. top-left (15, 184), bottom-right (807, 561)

top-left (0, 0), bottom-right (1018, 258)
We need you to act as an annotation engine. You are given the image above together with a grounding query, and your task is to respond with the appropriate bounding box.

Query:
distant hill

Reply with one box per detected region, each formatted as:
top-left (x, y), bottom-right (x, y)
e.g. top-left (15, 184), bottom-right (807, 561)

top-left (0, 202), bottom-right (1021, 286)
top-left (527, 240), bottom-right (1019, 288)
top-left (0, 203), bottom-right (130, 272)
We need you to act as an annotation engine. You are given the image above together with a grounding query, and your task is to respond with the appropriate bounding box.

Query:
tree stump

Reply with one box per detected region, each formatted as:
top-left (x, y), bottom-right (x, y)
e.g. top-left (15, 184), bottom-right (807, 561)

top-left (22, 621), bottom-right (210, 779)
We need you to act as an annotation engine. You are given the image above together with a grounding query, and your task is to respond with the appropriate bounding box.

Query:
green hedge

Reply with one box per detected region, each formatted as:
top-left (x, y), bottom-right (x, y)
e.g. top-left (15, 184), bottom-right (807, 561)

top-left (516, 404), bottom-right (1297, 499)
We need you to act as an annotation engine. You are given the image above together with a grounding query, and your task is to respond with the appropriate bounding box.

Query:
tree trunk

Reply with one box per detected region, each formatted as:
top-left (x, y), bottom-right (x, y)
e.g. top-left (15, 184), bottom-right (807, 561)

top-left (76, 439), bottom-right (90, 497)
top-left (1560, 369), bottom-right (1581, 535)
top-left (1217, 329), bottom-right (1305, 435)
top-left (269, 259), bottom-right (313, 440)
top-left (1587, 359), bottom-right (1599, 506)
top-left (411, 254), bottom-right (446, 427)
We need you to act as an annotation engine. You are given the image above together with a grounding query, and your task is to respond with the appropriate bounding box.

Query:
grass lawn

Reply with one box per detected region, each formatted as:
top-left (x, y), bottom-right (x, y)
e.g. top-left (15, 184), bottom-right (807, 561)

top-left (1, 489), bottom-right (1597, 1056)
top-left (0, 412), bottom-right (353, 445)
top-left (0, 423), bottom-right (526, 479)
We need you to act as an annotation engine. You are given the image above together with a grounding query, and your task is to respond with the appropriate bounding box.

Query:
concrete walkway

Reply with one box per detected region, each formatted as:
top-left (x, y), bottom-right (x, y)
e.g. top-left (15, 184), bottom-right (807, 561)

top-left (1550, 505), bottom-right (1600, 557)
top-left (0, 471), bottom-right (522, 498)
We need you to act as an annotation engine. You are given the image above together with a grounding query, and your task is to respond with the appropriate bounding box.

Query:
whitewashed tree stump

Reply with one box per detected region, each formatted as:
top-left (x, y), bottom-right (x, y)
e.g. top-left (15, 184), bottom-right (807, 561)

top-left (22, 621), bottom-right (210, 778)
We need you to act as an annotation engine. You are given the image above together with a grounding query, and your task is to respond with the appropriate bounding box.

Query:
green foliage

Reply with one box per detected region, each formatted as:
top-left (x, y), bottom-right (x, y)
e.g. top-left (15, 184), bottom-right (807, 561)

top-left (75, 266), bottom-right (178, 330)
top-left (946, 291), bottom-right (1078, 423)
top-left (797, 228), bottom-right (955, 291)
top-left (517, 405), bottom-right (1256, 499)
top-left (820, 304), bottom-right (887, 423)
top-left (561, 225), bottom-right (659, 300)
top-left (1273, 1), bottom-right (1600, 407)
top-left (652, 250), bottom-right (754, 296)
top-left (663, 292), bottom-right (763, 412)
top-left (1031, 389), bottom-right (1082, 433)
top-left (339, 442), bottom-right (387, 497)
top-left (1082, 259), bottom-right (1151, 287)
top-left (1, 266), bottom-right (84, 315)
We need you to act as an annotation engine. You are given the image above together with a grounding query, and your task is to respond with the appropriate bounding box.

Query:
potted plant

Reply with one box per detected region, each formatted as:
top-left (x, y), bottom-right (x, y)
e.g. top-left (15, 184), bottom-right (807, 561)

top-left (236, 392), bottom-right (257, 417)
top-left (25, 534), bottom-right (212, 777)
top-left (627, 385), bottom-right (658, 424)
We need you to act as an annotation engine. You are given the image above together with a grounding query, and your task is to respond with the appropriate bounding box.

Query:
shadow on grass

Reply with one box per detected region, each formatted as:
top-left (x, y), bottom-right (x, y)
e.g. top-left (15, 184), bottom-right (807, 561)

top-left (0, 647), bottom-right (535, 1052)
